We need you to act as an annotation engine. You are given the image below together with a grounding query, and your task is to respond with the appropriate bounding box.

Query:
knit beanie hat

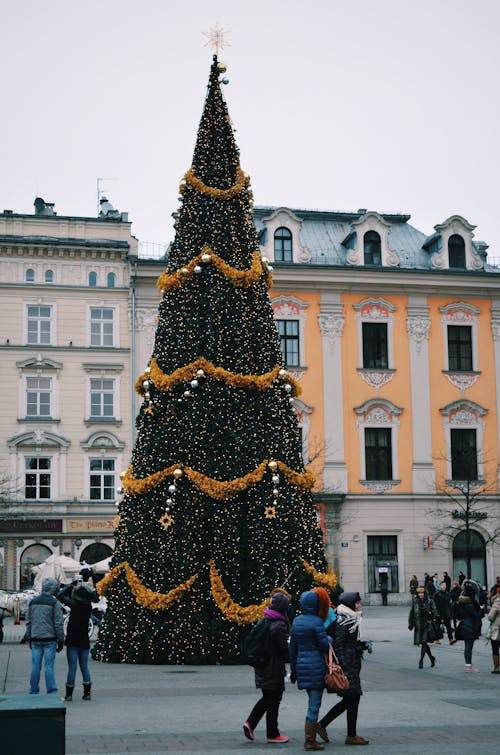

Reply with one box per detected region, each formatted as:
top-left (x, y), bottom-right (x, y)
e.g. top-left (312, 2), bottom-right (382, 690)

top-left (338, 591), bottom-right (361, 611)
top-left (270, 591), bottom-right (290, 615)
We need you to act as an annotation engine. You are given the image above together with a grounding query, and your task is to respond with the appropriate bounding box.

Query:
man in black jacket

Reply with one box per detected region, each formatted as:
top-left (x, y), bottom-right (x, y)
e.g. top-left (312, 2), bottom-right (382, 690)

top-left (26, 577), bottom-right (65, 694)
top-left (433, 582), bottom-right (455, 644)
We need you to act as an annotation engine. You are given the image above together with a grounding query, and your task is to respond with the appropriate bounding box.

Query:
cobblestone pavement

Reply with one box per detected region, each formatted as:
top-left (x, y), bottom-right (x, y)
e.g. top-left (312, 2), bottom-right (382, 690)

top-left (2, 606), bottom-right (499, 754)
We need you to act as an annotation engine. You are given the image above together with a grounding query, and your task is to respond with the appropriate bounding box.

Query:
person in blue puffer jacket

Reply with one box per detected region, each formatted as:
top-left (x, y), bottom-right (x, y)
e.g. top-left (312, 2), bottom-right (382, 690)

top-left (290, 589), bottom-right (331, 751)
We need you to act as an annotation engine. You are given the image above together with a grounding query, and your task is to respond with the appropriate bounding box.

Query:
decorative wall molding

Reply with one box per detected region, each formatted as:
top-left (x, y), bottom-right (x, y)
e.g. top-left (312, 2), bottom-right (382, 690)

top-left (406, 315), bottom-right (431, 354)
top-left (444, 372), bottom-right (480, 395)
top-left (357, 368), bottom-right (395, 393)
top-left (260, 207), bottom-right (311, 263)
top-left (360, 479), bottom-right (401, 494)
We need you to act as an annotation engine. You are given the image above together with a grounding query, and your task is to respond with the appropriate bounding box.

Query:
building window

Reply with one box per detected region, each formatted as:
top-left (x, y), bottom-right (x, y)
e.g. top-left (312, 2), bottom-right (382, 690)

top-left (363, 231), bottom-right (382, 265)
top-left (26, 377), bottom-right (51, 417)
top-left (367, 535), bottom-right (399, 593)
top-left (90, 307), bottom-right (114, 347)
top-left (274, 227), bottom-right (293, 262)
top-left (451, 428), bottom-right (478, 481)
top-left (88, 272), bottom-right (97, 287)
top-left (90, 378), bottom-right (115, 418)
top-left (277, 319), bottom-right (299, 366)
top-left (45, 270), bottom-right (54, 284)
top-left (26, 305), bottom-right (52, 345)
top-left (89, 458), bottom-right (116, 500)
top-left (25, 457), bottom-right (51, 499)
top-left (365, 428), bottom-right (392, 480)
top-left (447, 325), bottom-right (472, 371)
top-left (107, 272), bottom-right (116, 288)
top-left (26, 268), bottom-right (35, 283)
top-left (362, 322), bottom-right (388, 369)
top-left (448, 234), bottom-right (466, 269)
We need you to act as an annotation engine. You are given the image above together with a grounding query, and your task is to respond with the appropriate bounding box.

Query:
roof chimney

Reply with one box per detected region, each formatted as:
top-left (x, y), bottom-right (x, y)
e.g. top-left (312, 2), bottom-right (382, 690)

top-left (34, 197), bottom-right (56, 216)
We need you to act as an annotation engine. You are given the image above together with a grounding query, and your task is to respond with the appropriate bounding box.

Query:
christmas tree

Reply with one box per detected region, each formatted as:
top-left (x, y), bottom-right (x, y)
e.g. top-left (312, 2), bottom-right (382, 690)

top-left (93, 56), bottom-right (335, 665)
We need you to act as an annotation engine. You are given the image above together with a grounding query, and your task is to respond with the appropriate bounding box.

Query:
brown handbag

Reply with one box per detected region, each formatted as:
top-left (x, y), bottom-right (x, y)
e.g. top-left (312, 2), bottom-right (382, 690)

top-left (324, 645), bottom-right (350, 693)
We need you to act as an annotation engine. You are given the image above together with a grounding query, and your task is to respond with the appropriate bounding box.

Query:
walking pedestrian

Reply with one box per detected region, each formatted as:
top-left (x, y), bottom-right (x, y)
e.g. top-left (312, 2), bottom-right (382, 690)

top-left (424, 573), bottom-right (436, 598)
top-left (58, 579), bottom-right (99, 701)
top-left (458, 570), bottom-right (466, 586)
top-left (408, 586), bottom-right (438, 669)
top-left (26, 577), bottom-right (65, 695)
top-left (289, 589), bottom-right (331, 751)
top-left (450, 579), bottom-right (461, 632)
top-left (443, 572), bottom-right (451, 592)
top-left (409, 576), bottom-right (419, 596)
top-left (317, 591), bottom-right (370, 746)
top-left (433, 582), bottom-right (455, 644)
top-left (486, 585), bottom-right (500, 674)
top-left (243, 589), bottom-right (291, 744)
top-left (455, 580), bottom-right (483, 672)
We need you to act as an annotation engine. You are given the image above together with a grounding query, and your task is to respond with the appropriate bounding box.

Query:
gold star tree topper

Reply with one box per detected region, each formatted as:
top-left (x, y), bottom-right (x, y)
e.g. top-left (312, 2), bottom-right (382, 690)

top-left (203, 23), bottom-right (231, 56)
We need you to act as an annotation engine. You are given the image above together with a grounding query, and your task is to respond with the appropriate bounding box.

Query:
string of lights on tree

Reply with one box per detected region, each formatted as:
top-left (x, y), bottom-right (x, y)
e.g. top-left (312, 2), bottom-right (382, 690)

top-left (93, 53), bottom-right (336, 665)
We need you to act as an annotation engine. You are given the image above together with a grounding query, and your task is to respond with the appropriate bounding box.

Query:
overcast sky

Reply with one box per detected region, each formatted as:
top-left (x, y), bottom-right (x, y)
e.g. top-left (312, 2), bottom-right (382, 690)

top-left (1, 1), bottom-right (499, 259)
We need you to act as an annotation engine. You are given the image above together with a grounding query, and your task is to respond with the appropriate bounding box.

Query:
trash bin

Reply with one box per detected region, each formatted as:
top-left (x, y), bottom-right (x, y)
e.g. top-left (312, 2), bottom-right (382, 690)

top-left (0, 694), bottom-right (65, 754)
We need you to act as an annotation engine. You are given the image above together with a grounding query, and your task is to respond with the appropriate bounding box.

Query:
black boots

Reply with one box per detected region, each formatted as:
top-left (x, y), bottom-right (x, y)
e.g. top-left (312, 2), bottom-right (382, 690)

top-left (82, 682), bottom-right (92, 700)
top-left (62, 684), bottom-right (74, 702)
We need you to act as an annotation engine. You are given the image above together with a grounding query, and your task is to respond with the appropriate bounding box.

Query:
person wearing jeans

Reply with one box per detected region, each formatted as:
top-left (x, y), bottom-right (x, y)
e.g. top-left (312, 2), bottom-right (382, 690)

top-left (26, 577), bottom-right (65, 694)
top-left (290, 588), bottom-right (331, 751)
top-left (58, 580), bottom-right (99, 701)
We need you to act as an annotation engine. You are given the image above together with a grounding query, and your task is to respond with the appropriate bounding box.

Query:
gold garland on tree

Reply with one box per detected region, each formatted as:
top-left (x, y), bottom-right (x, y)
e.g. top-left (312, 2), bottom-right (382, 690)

top-left (209, 560), bottom-right (269, 624)
top-left (97, 561), bottom-right (197, 611)
top-left (135, 358), bottom-right (300, 397)
top-left (120, 460), bottom-right (315, 500)
top-left (181, 166), bottom-right (249, 199)
top-left (301, 558), bottom-right (338, 591)
top-left (157, 247), bottom-right (271, 293)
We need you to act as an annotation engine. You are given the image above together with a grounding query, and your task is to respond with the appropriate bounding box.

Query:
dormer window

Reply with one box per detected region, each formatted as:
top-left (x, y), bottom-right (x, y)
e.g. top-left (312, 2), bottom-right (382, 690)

top-left (26, 268), bottom-right (35, 283)
top-left (274, 227), bottom-right (293, 262)
top-left (88, 271), bottom-right (97, 287)
top-left (363, 231), bottom-right (381, 265)
top-left (448, 234), bottom-right (466, 269)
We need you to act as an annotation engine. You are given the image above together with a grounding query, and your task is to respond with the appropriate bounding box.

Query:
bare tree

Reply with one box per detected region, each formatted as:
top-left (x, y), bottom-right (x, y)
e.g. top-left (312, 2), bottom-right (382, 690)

top-left (427, 447), bottom-right (500, 579)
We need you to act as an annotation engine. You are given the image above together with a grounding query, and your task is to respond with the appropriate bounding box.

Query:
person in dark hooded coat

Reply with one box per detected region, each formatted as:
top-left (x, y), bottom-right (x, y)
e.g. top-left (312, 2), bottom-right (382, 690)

top-left (243, 590), bottom-right (291, 744)
top-left (290, 589), bottom-right (331, 751)
top-left (58, 580), bottom-right (99, 701)
top-left (317, 591), bottom-right (369, 747)
top-left (455, 579), bottom-right (483, 672)
top-left (408, 585), bottom-right (438, 668)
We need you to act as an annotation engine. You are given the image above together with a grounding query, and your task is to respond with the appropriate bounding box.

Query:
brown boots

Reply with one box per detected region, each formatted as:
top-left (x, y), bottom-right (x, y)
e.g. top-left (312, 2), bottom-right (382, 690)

top-left (345, 735), bottom-right (370, 745)
top-left (304, 721), bottom-right (324, 751)
top-left (492, 655), bottom-right (500, 674)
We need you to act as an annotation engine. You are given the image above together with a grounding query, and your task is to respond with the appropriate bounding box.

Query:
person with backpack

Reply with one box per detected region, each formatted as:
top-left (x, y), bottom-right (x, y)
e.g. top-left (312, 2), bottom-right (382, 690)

top-left (243, 589), bottom-right (291, 744)
top-left (289, 588), bottom-right (331, 751)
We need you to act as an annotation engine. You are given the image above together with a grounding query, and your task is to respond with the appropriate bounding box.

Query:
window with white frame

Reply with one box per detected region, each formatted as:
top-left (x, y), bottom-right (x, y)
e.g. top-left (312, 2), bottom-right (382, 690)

top-left (26, 268), bottom-right (35, 283)
top-left (277, 319), bottom-right (299, 366)
top-left (26, 304), bottom-right (52, 345)
top-left (274, 227), bottom-right (293, 262)
top-left (448, 235), bottom-right (466, 269)
top-left (354, 298), bottom-right (396, 390)
top-left (25, 457), bottom-right (51, 499)
top-left (45, 270), bottom-right (54, 284)
top-left (89, 458), bottom-right (116, 500)
top-left (90, 307), bottom-right (114, 347)
top-left (90, 378), bottom-right (115, 418)
top-left (89, 272), bottom-right (97, 287)
top-left (447, 325), bottom-right (472, 371)
top-left (271, 296), bottom-right (308, 373)
top-left (355, 399), bottom-right (402, 490)
top-left (440, 303), bottom-right (480, 391)
top-left (26, 377), bottom-right (51, 417)
top-left (363, 231), bottom-right (382, 266)
top-left (107, 272), bottom-right (116, 288)
top-left (440, 400), bottom-right (486, 482)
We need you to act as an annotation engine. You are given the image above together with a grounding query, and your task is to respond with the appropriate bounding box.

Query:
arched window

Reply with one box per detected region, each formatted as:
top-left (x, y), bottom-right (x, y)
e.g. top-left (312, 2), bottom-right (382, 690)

top-left (363, 231), bottom-right (382, 265)
top-left (20, 543), bottom-right (52, 591)
top-left (80, 542), bottom-right (113, 565)
top-left (88, 271), bottom-right (97, 287)
top-left (452, 529), bottom-right (486, 586)
top-left (448, 234), bottom-right (466, 268)
top-left (274, 227), bottom-right (293, 262)
top-left (45, 270), bottom-right (54, 283)
top-left (26, 268), bottom-right (35, 283)
top-left (107, 272), bottom-right (116, 288)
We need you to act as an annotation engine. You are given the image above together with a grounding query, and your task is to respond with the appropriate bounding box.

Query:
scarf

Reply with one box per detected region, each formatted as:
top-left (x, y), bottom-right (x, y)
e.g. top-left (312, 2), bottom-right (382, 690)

top-left (264, 607), bottom-right (287, 622)
top-left (336, 603), bottom-right (362, 634)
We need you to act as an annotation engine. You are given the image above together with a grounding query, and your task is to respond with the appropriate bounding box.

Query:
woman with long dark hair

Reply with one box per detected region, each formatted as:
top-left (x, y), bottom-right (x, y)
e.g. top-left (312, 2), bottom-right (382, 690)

top-left (408, 586), bottom-right (438, 669)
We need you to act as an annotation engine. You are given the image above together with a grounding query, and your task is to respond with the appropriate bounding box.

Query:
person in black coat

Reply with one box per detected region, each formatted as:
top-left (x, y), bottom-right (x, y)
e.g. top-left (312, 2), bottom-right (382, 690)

top-left (243, 590), bottom-right (291, 744)
top-left (408, 586), bottom-right (438, 668)
top-left (455, 580), bottom-right (483, 672)
top-left (433, 582), bottom-right (455, 643)
top-left (316, 591), bottom-right (369, 747)
top-left (59, 580), bottom-right (99, 701)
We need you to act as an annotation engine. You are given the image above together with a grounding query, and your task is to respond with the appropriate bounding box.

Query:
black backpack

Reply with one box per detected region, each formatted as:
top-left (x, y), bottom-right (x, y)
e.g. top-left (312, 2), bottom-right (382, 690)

top-left (242, 619), bottom-right (272, 668)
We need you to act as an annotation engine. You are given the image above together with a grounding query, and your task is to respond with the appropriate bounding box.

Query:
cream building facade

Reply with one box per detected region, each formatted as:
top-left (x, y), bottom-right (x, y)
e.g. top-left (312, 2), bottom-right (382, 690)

top-left (0, 199), bottom-right (136, 589)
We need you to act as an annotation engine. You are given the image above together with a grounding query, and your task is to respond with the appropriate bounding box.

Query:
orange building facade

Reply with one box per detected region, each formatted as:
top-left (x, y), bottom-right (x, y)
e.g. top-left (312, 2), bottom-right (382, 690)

top-left (257, 207), bottom-right (500, 602)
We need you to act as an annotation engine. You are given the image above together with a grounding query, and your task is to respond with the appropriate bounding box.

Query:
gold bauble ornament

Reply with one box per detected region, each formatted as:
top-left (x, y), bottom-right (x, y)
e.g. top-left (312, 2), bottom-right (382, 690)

top-left (201, 253), bottom-right (211, 263)
top-left (268, 461), bottom-right (278, 471)
top-left (173, 468), bottom-right (183, 479)
top-left (218, 62), bottom-right (227, 73)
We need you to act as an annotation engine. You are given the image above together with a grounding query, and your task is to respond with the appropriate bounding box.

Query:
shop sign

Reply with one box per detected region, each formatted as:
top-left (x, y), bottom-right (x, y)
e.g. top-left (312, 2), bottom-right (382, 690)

top-left (0, 519), bottom-right (63, 533)
top-left (64, 518), bottom-right (115, 532)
